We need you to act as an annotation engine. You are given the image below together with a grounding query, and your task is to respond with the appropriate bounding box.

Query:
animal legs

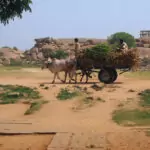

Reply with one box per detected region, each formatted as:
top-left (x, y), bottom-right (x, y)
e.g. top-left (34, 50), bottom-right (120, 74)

top-left (57, 73), bottom-right (64, 83)
top-left (52, 73), bottom-right (57, 84)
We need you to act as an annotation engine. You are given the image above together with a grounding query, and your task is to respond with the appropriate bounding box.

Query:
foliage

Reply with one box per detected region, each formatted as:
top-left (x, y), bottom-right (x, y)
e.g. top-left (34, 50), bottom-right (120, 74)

top-left (0, 0), bottom-right (32, 25)
top-left (0, 84), bottom-right (41, 104)
top-left (85, 43), bottom-right (111, 59)
top-left (42, 49), bottom-right (68, 59)
top-left (51, 50), bottom-right (68, 59)
top-left (139, 89), bottom-right (150, 107)
top-left (24, 100), bottom-right (48, 115)
top-left (107, 32), bottom-right (136, 48)
top-left (112, 109), bottom-right (150, 126)
top-left (57, 88), bottom-right (79, 100)
top-left (84, 44), bottom-right (139, 70)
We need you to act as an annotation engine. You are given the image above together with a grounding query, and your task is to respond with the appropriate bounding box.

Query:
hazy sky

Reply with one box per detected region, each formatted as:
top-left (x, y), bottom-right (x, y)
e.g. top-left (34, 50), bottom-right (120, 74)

top-left (0, 0), bottom-right (150, 50)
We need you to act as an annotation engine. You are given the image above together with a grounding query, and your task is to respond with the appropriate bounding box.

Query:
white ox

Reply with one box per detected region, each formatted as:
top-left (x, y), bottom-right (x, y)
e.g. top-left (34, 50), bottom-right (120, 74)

top-left (41, 57), bottom-right (76, 84)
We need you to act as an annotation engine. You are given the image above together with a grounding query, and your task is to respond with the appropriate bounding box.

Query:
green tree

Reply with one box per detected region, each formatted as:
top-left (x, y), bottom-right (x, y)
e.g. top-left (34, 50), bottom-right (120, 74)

top-left (0, 0), bottom-right (32, 25)
top-left (107, 32), bottom-right (136, 48)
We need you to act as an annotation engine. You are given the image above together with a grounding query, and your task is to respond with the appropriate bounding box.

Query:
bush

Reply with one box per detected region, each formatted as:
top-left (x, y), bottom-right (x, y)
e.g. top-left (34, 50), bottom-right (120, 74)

top-left (57, 88), bottom-right (79, 100)
top-left (139, 89), bottom-right (150, 107)
top-left (42, 49), bottom-right (68, 59)
top-left (108, 32), bottom-right (136, 48)
top-left (51, 50), bottom-right (68, 59)
top-left (24, 100), bottom-right (48, 115)
top-left (0, 84), bottom-right (41, 104)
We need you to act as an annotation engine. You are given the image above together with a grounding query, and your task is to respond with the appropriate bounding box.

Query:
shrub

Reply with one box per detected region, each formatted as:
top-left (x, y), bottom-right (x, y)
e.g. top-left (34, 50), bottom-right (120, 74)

top-left (51, 50), bottom-right (68, 59)
top-left (0, 84), bottom-right (41, 104)
top-left (24, 100), bottom-right (48, 115)
top-left (42, 49), bottom-right (68, 59)
top-left (139, 89), bottom-right (150, 107)
top-left (57, 88), bottom-right (79, 100)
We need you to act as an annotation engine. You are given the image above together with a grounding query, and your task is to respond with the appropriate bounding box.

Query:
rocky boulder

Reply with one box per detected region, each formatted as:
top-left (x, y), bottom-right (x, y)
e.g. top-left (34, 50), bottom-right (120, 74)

top-left (0, 47), bottom-right (24, 65)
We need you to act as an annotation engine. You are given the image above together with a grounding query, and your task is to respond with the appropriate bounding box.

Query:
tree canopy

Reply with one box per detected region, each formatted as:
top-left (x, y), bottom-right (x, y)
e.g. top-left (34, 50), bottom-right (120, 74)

top-left (107, 32), bottom-right (136, 48)
top-left (0, 0), bottom-right (32, 25)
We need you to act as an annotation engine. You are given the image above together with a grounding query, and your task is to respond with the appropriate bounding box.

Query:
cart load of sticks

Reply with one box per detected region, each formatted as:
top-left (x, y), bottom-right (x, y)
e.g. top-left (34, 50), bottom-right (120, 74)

top-left (80, 47), bottom-right (140, 71)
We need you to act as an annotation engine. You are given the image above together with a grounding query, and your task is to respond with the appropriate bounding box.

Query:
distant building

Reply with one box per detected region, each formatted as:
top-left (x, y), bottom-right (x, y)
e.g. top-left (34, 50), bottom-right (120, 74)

top-left (140, 30), bottom-right (150, 38)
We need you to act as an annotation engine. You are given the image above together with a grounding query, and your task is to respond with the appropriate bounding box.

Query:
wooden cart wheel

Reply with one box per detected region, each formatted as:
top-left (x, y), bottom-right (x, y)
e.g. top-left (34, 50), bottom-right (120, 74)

top-left (109, 68), bottom-right (118, 82)
top-left (98, 68), bottom-right (117, 84)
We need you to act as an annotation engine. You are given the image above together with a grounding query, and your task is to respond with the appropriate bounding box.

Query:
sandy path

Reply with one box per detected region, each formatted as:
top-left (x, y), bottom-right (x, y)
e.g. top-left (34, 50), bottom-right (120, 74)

top-left (0, 134), bottom-right (54, 150)
top-left (0, 70), bottom-right (149, 133)
top-left (0, 68), bottom-right (150, 149)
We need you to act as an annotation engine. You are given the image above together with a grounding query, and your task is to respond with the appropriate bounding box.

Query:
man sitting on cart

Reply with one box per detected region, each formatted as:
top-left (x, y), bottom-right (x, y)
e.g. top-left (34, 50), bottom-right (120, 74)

top-left (117, 39), bottom-right (129, 53)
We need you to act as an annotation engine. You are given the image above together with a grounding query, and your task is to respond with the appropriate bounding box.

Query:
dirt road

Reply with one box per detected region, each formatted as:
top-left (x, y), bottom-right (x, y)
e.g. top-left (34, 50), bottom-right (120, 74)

top-left (0, 68), bottom-right (150, 149)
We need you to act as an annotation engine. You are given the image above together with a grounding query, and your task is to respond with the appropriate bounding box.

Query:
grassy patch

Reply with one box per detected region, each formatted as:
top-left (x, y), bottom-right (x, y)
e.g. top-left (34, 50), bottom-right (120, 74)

top-left (139, 89), bottom-right (150, 107)
top-left (24, 100), bottom-right (48, 115)
top-left (57, 88), bottom-right (79, 100)
top-left (112, 109), bottom-right (150, 126)
top-left (0, 84), bottom-right (41, 104)
top-left (124, 71), bottom-right (150, 80)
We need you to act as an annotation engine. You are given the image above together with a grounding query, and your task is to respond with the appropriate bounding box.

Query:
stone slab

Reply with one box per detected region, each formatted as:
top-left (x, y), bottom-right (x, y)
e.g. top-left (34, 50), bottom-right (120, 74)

top-left (48, 133), bottom-right (73, 148)
top-left (69, 133), bottom-right (106, 149)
